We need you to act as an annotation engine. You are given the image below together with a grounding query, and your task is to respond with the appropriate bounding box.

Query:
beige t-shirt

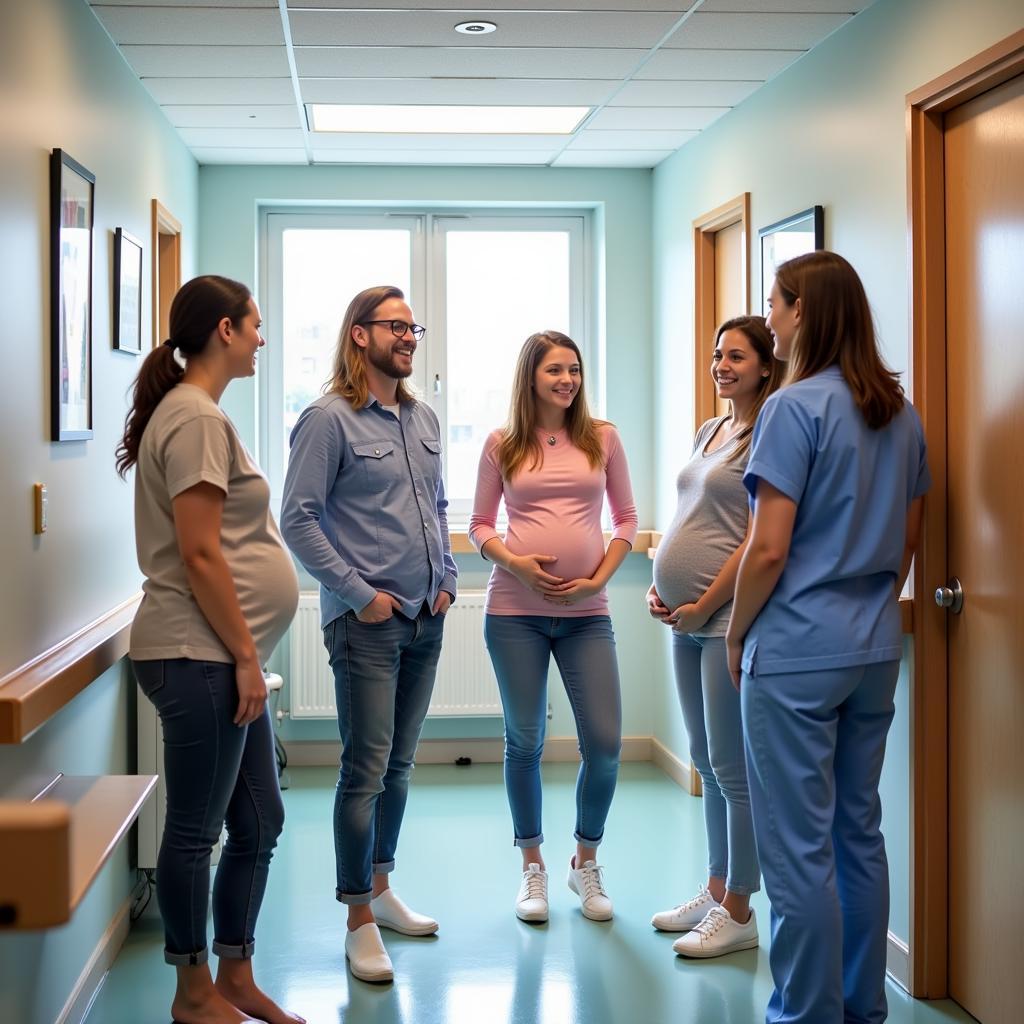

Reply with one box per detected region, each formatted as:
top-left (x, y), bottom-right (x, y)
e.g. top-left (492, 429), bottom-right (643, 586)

top-left (129, 383), bottom-right (299, 666)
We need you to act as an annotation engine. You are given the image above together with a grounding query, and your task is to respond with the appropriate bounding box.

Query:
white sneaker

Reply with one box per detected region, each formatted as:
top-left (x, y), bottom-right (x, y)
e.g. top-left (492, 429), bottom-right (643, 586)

top-left (567, 859), bottom-right (613, 921)
top-left (345, 922), bottom-right (394, 982)
top-left (515, 863), bottom-right (549, 922)
top-left (651, 884), bottom-right (721, 932)
top-left (370, 888), bottom-right (438, 936)
top-left (672, 906), bottom-right (759, 958)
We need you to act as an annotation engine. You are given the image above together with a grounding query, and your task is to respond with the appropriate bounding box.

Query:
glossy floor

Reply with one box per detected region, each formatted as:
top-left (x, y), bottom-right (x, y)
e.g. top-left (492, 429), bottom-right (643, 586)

top-left (86, 763), bottom-right (976, 1024)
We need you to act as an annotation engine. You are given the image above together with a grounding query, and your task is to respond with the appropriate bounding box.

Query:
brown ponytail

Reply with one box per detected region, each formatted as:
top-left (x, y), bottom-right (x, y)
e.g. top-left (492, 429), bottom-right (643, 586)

top-left (116, 275), bottom-right (252, 477)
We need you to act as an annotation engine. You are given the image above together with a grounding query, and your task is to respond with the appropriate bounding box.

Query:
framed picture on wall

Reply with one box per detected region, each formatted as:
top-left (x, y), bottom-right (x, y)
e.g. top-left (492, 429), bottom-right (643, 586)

top-left (50, 149), bottom-right (95, 441)
top-left (113, 228), bottom-right (143, 354)
top-left (759, 206), bottom-right (824, 316)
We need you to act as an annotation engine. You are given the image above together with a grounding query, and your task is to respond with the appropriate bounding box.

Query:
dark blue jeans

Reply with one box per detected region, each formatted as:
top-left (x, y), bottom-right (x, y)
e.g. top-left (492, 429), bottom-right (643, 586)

top-left (324, 606), bottom-right (444, 904)
top-left (483, 614), bottom-right (622, 848)
top-left (132, 659), bottom-right (284, 966)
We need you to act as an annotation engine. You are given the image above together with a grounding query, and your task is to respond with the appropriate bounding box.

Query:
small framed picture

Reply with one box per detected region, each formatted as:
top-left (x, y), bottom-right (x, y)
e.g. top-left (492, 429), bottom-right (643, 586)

top-left (759, 206), bottom-right (825, 316)
top-left (50, 149), bottom-right (95, 442)
top-left (113, 228), bottom-right (143, 354)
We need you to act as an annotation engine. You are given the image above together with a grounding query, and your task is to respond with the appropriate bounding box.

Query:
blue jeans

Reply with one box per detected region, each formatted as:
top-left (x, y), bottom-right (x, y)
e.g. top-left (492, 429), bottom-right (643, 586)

top-left (132, 659), bottom-right (284, 966)
top-left (743, 661), bottom-right (899, 1024)
top-left (673, 633), bottom-right (761, 895)
top-left (484, 614), bottom-right (622, 848)
top-left (324, 606), bottom-right (444, 904)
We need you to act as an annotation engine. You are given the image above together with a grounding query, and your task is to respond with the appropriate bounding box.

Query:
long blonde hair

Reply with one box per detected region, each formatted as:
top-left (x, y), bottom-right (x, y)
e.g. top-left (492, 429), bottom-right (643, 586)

top-left (497, 331), bottom-right (606, 479)
top-left (326, 284), bottom-right (416, 408)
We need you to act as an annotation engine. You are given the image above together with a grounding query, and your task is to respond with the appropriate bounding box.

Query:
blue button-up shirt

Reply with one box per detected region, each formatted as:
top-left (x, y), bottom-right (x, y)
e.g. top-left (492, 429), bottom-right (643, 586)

top-left (280, 393), bottom-right (458, 628)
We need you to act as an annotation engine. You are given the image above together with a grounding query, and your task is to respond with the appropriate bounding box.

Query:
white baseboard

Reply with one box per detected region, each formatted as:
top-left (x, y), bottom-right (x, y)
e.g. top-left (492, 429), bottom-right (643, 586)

top-left (886, 930), bottom-right (910, 992)
top-left (56, 893), bottom-right (133, 1024)
top-left (284, 736), bottom-right (655, 766)
top-left (650, 736), bottom-right (696, 793)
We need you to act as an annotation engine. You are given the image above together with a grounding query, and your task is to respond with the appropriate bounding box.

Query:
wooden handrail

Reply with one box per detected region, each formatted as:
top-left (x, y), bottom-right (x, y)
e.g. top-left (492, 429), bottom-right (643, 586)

top-left (0, 594), bottom-right (142, 744)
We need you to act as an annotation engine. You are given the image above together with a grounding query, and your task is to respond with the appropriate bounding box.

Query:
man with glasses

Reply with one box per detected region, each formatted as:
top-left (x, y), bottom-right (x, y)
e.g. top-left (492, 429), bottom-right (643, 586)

top-left (281, 285), bottom-right (457, 983)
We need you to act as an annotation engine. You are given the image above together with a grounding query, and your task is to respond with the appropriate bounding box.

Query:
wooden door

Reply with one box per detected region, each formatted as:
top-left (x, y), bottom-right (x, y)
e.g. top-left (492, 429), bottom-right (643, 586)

top-left (712, 220), bottom-right (744, 418)
top-left (944, 70), bottom-right (1024, 1024)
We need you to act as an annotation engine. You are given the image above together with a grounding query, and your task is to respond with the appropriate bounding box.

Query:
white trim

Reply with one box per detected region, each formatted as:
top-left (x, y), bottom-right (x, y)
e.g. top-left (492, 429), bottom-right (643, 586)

top-left (650, 736), bottom-right (693, 792)
top-left (886, 930), bottom-right (911, 992)
top-left (56, 894), bottom-right (133, 1024)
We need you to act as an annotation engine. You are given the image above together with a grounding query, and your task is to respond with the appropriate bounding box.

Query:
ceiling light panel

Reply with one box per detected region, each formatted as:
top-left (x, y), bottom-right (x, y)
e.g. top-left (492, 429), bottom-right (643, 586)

top-left (308, 106), bottom-right (589, 135)
top-left (300, 79), bottom-right (621, 107)
top-left (288, 11), bottom-right (683, 49)
top-left (310, 150), bottom-right (556, 166)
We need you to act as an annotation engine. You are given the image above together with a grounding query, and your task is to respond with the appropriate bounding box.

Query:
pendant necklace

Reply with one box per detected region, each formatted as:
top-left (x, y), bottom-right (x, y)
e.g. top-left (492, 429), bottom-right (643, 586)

top-left (547, 434), bottom-right (557, 446)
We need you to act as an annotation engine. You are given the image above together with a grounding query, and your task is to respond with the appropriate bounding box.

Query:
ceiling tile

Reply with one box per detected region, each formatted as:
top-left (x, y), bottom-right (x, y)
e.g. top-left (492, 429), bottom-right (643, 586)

top-left (568, 129), bottom-right (699, 150)
top-left (120, 45), bottom-right (291, 77)
top-left (587, 106), bottom-right (730, 130)
top-left (612, 79), bottom-right (761, 106)
top-left (191, 148), bottom-right (308, 165)
top-left (664, 11), bottom-right (851, 49)
top-left (309, 132), bottom-right (570, 151)
top-left (637, 48), bottom-right (802, 79)
top-left (178, 127), bottom-right (306, 147)
top-left (290, 1), bottom-right (693, 10)
top-left (289, 10), bottom-right (682, 49)
top-left (698, 1), bottom-right (868, 12)
top-left (91, 6), bottom-right (283, 45)
top-left (142, 77), bottom-right (296, 105)
top-left (553, 150), bottom-right (673, 168)
top-left (161, 105), bottom-right (301, 129)
top-left (294, 47), bottom-right (647, 80)
top-left (311, 149), bottom-right (557, 165)
top-left (93, 0), bottom-right (276, 6)
top-left (299, 78), bottom-right (619, 106)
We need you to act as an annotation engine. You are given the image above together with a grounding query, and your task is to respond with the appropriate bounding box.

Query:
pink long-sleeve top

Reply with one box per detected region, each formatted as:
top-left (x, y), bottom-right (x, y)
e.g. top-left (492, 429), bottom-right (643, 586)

top-left (469, 423), bottom-right (639, 617)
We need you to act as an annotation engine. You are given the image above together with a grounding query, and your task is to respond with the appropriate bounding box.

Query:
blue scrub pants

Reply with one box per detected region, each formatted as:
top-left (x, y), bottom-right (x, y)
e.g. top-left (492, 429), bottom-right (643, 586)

top-left (742, 660), bottom-right (899, 1024)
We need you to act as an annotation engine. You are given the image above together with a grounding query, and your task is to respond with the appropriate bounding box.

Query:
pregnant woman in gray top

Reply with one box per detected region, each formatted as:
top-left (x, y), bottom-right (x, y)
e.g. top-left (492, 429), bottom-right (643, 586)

top-left (647, 315), bottom-right (782, 960)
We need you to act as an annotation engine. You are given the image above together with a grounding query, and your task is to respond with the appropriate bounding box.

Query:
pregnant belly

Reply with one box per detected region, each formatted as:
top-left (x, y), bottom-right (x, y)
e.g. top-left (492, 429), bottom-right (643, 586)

top-left (504, 525), bottom-right (606, 583)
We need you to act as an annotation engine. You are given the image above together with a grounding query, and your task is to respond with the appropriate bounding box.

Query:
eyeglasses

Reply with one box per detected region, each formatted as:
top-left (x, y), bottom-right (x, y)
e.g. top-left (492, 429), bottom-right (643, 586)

top-left (360, 319), bottom-right (426, 341)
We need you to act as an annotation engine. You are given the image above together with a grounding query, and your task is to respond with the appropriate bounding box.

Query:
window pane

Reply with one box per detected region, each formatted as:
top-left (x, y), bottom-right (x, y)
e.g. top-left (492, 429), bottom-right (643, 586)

top-left (445, 230), bottom-right (571, 503)
top-left (282, 229), bottom-right (411, 471)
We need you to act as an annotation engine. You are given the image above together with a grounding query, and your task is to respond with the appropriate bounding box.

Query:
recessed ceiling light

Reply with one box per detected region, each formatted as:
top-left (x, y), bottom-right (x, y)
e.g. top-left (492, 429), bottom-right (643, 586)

top-left (455, 21), bottom-right (497, 35)
top-left (308, 104), bottom-right (589, 135)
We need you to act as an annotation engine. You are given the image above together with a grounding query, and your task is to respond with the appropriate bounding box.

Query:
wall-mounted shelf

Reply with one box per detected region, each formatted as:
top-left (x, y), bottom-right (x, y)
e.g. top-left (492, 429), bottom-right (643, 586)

top-left (0, 772), bottom-right (156, 930)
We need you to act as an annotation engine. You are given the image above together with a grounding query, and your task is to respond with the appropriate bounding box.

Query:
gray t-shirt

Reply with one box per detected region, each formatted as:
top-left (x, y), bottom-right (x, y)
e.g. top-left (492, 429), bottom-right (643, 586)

top-left (652, 416), bottom-right (749, 637)
top-left (130, 383), bottom-right (299, 666)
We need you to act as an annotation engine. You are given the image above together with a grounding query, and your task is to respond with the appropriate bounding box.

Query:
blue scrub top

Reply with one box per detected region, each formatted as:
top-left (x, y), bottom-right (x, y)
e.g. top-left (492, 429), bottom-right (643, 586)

top-left (742, 366), bottom-right (930, 676)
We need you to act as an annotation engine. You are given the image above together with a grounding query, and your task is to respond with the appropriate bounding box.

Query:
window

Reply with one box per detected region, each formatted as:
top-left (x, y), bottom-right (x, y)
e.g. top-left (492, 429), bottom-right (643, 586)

top-left (262, 209), bottom-right (590, 521)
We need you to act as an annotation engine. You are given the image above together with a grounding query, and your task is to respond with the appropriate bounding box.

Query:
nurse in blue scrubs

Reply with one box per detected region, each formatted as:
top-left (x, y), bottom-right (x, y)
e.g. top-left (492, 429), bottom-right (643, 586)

top-left (725, 251), bottom-right (930, 1024)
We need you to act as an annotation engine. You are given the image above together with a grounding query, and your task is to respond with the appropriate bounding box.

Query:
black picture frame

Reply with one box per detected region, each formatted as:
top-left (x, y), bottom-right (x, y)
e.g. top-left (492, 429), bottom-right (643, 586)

top-left (113, 228), bottom-right (143, 354)
top-left (759, 205), bottom-right (825, 316)
top-left (50, 149), bottom-right (95, 441)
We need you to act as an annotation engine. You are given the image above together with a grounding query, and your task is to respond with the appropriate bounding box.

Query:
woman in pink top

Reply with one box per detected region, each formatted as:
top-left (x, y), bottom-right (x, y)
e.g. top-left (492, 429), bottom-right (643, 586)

top-left (470, 331), bottom-right (638, 925)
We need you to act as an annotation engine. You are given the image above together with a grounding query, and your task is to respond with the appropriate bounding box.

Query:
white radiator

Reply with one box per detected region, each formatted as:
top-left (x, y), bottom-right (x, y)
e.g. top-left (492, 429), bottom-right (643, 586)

top-left (289, 590), bottom-right (502, 719)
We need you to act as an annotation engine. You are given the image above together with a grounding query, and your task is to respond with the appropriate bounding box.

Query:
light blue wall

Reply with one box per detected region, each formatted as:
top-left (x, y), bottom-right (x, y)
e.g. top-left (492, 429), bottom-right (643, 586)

top-left (197, 165), bottom-right (661, 744)
top-left (0, 0), bottom-right (198, 1018)
top-left (649, 0), bottom-right (1022, 949)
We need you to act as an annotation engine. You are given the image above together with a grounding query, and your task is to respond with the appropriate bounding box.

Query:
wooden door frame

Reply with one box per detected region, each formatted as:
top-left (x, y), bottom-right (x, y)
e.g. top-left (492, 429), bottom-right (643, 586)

top-left (693, 194), bottom-right (751, 433)
top-left (151, 200), bottom-right (182, 348)
top-left (906, 28), bottom-right (1024, 999)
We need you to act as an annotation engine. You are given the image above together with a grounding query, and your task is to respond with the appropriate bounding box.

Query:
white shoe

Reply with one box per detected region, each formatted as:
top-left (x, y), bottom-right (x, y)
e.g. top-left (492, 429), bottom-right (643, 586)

top-left (370, 888), bottom-right (438, 936)
top-left (672, 906), bottom-right (759, 958)
top-left (651, 884), bottom-right (721, 932)
top-left (567, 859), bottom-right (613, 921)
top-left (515, 864), bottom-right (549, 922)
top-left (345, 922), bottom-right (394, 982)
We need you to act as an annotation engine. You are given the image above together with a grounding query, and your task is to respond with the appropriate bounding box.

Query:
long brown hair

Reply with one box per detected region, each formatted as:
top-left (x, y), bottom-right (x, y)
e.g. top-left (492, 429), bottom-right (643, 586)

top-left (327, 284), bottom-right (416, 408)
top-left (497, 331), bottom-right (606, 479)
top-left (774, 251), bottom-right (904, 429)
top-left (713, 315), bottom-right (784, 463)
top-left (115, 275), bottom-right (251, 477)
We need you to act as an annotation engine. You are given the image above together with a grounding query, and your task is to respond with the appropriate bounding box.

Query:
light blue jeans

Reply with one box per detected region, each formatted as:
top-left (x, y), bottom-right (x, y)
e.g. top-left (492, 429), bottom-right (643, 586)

top-left (743, 660), bottom-right (899, 1024)
top-left (484, 614), bottom-right (622, 848)
top-left (672, 633), bottom-right (760, 895)
top-left (324, 606), bottom-right (445, 904)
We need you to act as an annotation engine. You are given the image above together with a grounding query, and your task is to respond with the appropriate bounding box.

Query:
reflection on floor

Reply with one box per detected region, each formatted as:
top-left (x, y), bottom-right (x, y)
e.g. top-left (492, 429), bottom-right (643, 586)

top-left (86, 763), bottom-right (975, 1024)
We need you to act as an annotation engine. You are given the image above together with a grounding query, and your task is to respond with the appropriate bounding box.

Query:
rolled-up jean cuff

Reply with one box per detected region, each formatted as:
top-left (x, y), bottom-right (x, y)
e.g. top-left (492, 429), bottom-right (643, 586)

top-left (724, 880), bottom-right (761, 896)
top-left (336, 888), bottom-right (374, 906)
top-left (514, 833), bottom-right (544, 849)
top-left (574, 830), bottom-right (603, 848)
top-left (708, 862), bottom-right (728, 879)
top-left (212, 938), bottom-right (255, 960)
top-left (164, 947), bottom-right (209, 967)
top-left (372, 860), bottom-right (395, 875)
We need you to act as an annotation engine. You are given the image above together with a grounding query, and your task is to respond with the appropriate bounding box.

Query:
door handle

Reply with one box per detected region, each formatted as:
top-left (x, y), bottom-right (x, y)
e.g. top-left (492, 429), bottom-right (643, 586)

top-left (934, 577), bottom-right (964, 614)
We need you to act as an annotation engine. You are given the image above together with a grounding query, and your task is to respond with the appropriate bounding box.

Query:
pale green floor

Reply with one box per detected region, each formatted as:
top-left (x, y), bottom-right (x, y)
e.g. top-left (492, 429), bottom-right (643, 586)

top-left (86, 763), bottom-right (976, 1024)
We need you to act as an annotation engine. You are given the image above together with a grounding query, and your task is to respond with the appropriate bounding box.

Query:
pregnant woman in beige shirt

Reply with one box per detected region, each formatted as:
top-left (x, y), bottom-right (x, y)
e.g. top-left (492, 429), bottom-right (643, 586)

top-left (116, 276), bottom-right (302, 1024)
top-left (647, 315), bottom-right (782, 960)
